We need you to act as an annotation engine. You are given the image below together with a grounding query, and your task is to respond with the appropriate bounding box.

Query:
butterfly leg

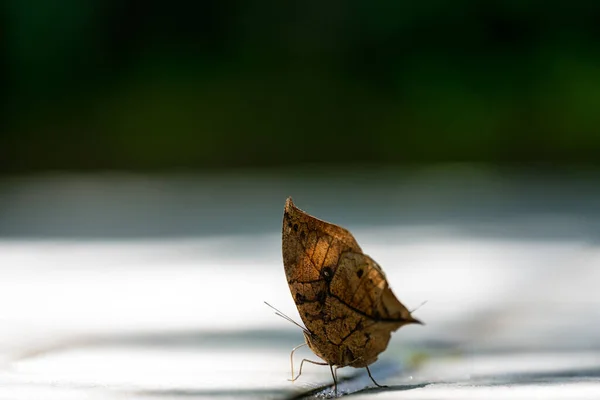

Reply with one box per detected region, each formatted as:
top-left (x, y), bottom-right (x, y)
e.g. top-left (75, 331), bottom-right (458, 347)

top-left (365, 365), bottom-right (387, 388)
top-left (289, 358), bottom-right (328, 382)
top-left (329, 364), bottom-right (338, 396)
top-left (288, 342), bottom-right (308, 381)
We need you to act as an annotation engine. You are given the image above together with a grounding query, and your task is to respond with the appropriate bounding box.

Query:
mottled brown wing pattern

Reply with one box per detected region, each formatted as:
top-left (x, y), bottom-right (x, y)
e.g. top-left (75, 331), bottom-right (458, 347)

top-left (330, 252), bottom-right (414, 322)
top-left (282, 200), bottom-right (356, 341)
top-left (281, 197), bottom-right (420, 369)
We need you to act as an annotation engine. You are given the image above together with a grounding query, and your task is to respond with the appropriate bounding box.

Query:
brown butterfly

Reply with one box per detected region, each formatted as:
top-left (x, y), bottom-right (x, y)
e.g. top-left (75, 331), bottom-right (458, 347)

top-left (275, 197), bottom-right (421, 394)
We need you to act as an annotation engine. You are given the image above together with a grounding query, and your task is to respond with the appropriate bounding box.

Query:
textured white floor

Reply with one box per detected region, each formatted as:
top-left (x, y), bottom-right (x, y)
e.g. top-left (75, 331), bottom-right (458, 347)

top-left (1, 169), bottom-right (599, 399)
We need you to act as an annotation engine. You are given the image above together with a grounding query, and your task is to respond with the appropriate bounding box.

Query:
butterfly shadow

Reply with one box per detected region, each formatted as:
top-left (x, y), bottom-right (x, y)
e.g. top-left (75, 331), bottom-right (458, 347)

top-left (283, 381), bottom-right (430, 399)
top-left (347, 382), bottom-right (430, 396)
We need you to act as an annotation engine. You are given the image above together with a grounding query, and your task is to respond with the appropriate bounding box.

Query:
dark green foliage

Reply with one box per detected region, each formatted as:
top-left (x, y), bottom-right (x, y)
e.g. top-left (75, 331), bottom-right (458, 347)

top-left (2, 1), bottom-right (600, 172)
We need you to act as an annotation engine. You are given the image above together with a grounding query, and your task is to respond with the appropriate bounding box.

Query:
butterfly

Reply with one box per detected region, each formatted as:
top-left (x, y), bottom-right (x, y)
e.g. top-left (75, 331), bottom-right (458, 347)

top-left (272, 197), bottom-right (421, 395)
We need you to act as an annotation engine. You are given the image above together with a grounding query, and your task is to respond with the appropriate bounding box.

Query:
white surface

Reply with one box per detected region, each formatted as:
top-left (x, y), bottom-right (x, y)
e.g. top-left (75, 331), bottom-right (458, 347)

top-left (1, 170), bottom-right (599, 398)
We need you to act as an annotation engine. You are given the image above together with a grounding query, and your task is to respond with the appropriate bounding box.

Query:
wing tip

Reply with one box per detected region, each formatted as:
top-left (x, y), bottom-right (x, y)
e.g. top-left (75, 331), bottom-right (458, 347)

top-left (285, 196), bottom-right (295, 211)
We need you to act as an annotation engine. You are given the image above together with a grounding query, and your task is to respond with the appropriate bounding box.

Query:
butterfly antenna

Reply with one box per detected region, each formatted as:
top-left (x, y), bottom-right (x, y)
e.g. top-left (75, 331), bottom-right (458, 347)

top-left (264, 302), bottom-right (309, 334)
top-left (410, 300), bottom-right (428, 314)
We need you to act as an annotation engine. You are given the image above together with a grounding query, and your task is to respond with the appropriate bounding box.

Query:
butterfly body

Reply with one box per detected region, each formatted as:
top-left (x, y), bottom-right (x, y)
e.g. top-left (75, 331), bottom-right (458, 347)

top-left (282, 197), bottom-right (420, 371)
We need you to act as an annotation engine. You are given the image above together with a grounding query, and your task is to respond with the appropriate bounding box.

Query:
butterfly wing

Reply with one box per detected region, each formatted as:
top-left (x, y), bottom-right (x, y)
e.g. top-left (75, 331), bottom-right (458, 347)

top-left (327, 251), bottom-right (420, 366)
top-left (282, 197), bottom-right (420, 367)
top-left (282, 198), bottom-right (359, 335)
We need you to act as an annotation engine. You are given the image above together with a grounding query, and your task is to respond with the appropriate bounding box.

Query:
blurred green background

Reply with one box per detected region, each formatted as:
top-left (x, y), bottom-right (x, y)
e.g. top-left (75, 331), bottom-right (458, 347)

top-left (3, 1), bottom-right (600, 174)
